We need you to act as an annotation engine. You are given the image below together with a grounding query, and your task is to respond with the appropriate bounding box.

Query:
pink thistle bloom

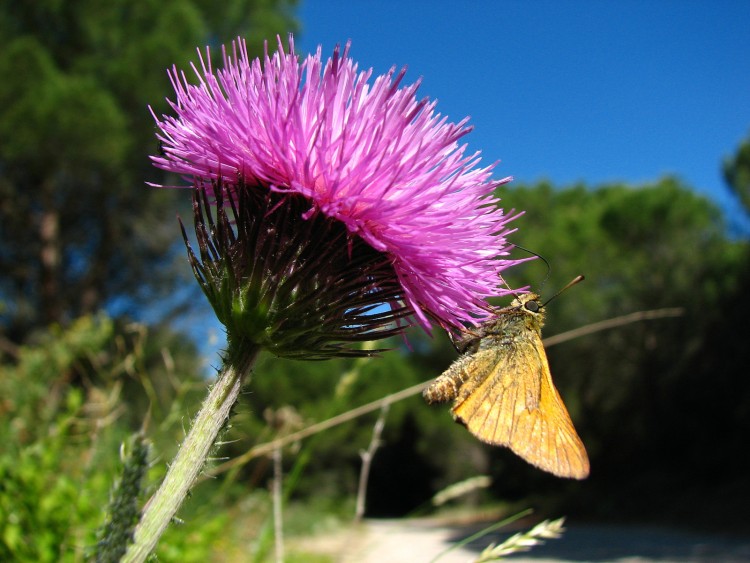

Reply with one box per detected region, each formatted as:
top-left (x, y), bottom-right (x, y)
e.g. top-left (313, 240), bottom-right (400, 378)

top-left (152, 35), bottom-right (522, 332)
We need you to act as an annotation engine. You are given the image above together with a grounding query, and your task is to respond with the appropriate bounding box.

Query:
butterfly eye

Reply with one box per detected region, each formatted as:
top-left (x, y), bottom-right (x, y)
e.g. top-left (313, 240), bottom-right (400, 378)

top-left (524, 300), bottom-right (540, 313)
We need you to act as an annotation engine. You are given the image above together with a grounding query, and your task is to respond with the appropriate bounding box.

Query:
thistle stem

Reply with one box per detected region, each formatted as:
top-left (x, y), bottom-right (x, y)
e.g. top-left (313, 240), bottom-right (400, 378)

top-left (122, 345), bottom-right (259, 563)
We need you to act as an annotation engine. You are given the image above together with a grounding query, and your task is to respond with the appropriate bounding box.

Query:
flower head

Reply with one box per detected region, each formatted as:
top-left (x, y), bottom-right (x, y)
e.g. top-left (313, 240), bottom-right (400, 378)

top-left (152, 35), bottom-right (522, 347)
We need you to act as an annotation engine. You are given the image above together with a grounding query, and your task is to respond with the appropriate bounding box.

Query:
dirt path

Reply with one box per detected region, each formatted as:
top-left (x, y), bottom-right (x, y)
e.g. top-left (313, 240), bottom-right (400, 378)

top-left (295, 518), bottom-right (750, 562)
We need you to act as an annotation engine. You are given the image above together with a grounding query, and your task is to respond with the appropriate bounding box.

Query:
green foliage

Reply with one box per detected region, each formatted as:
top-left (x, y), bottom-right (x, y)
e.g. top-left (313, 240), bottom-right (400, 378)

top-left (0, 315), bottom-right (115, 446)
top-left (0, 401), bottom-right (105, 562)
top-left (0, 315), bottom-right (218, 561)
top-left (0, 316), bottom-right (120, 561)
top-left (155, 500), bottom-right (235, 563)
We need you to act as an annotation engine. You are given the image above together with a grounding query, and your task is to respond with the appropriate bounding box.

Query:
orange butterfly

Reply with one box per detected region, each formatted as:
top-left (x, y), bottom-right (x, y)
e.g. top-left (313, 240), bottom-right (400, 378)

top-left (423, 290), bottom-right (589, 479)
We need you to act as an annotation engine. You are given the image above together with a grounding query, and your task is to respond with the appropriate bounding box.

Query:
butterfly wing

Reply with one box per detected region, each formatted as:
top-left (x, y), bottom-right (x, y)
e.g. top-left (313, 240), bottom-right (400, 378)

top-left (452, 335), bottom-right (590, 480)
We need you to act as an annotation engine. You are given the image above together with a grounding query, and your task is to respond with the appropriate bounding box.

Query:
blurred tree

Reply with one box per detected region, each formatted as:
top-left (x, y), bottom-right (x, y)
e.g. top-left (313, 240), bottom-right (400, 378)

top-left (0, 0), bottom-right (298, 341)
top-left (723, 131), bottom-right (750, 213)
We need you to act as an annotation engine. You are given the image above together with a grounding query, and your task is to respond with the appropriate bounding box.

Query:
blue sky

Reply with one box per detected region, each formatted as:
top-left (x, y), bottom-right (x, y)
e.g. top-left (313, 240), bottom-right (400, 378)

top-left (297, 1), bottom-right (750, 233)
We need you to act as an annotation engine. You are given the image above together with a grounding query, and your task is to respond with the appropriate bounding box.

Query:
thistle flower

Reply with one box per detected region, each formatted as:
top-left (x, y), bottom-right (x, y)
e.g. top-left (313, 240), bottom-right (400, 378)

top-left (152, 34), bottom-right (522, 355)
top-left (181, 181), bottom-right (410, 358)
top-left (124, 35), bottom-right (527, 563)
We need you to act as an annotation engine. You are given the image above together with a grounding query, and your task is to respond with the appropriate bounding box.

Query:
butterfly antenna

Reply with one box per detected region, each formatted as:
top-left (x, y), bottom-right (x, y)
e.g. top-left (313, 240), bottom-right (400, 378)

top-left (542, 275), bottom-right (585, 307)
top-left (514, 245), bottom-right (552, 290)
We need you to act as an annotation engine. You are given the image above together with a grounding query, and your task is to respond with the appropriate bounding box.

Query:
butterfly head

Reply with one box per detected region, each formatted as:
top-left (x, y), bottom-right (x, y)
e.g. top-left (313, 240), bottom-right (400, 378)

top-left (510, 292), bottom-right (543, 312)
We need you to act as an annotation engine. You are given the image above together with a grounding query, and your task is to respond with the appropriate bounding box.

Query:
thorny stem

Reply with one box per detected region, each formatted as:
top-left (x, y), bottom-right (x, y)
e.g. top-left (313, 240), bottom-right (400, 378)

top-left (122, 345), bottom-right (259, 563)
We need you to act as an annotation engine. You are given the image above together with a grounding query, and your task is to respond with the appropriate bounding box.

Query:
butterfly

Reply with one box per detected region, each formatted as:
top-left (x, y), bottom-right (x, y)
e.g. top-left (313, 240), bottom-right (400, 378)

top-left (423, 290), bottom-right (590, 479)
